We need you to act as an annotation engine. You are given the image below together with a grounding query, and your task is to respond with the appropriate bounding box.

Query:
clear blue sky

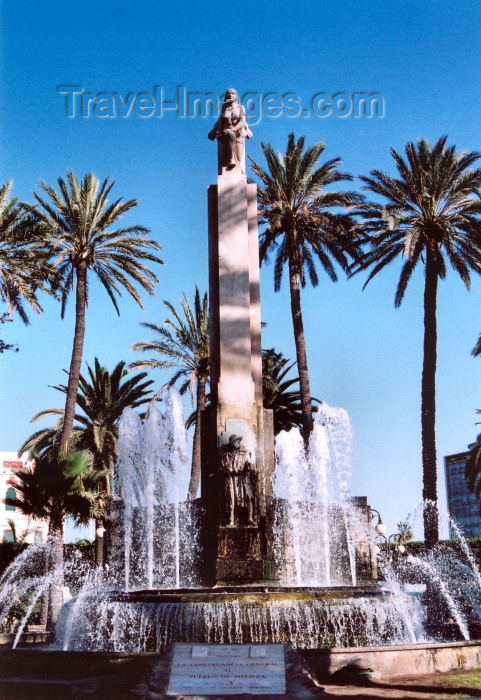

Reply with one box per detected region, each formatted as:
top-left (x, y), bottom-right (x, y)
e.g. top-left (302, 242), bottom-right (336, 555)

top-left (1, 0), bottom-right (481, 541)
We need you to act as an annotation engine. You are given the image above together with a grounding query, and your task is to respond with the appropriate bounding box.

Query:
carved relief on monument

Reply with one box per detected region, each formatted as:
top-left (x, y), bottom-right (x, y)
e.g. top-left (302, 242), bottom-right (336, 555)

top-left (208, 88), bottom-right (252, 175)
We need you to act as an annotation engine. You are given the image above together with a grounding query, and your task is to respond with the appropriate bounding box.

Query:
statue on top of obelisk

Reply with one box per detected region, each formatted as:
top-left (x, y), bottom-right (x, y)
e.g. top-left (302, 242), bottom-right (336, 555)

top-left (208, 88), bottom-right (252, 174)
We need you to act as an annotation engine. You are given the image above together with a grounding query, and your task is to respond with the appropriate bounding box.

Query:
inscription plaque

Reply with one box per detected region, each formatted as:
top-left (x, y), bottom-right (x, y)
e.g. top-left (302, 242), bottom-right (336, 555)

top-left (167, 643), bottom-right (286, 695)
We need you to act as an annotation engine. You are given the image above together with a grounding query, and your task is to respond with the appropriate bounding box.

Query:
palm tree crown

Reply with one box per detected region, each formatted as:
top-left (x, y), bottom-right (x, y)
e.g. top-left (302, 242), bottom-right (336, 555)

top-left (251, 133), bottom-right (361, 291)
top-left (262, 348), bottom-right (320, 435)
top-left (6, 450), bottom-right (104, 528)
top-left (32, 172), bottom-right (163, 453)
top-left (352, 136), bottom-right (481, 304)
top-left (130, 287), bottom-right (209, 500)
top-left (0, 181), bottom-right (55, 324)
top-left (351, 136), bottom-right (481, 547)
top-left (33, 173), bottom-right (163, 316)
top-left (250, 133), bottom-right (360, 442)
top-left (130, 288), bottom-right (209, 396)
top-left (19, 358), bottom-right (154, 497)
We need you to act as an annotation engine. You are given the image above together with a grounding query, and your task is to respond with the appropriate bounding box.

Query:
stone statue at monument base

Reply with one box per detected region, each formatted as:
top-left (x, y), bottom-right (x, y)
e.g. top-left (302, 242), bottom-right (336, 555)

top-left (221, 434), bottom-right (257, 527)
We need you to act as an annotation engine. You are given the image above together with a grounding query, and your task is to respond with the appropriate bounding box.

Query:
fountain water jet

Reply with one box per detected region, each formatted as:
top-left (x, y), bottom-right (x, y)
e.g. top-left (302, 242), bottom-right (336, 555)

top-left (272, 404), bottom-right (358, 587)
top-left (110, 390), bottom-right (198, 592)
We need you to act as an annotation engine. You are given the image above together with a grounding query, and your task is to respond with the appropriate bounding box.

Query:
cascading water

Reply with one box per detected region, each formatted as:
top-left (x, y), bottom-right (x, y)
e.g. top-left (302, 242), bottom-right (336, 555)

top-left (405, 555), bottom-right (470, 639)
top-left (0, 389), bottom-right (200, 648)
top-left (377, 561), bottom-right (426, 644)
top-left (0, 542), bottom-right (95, 647)
top-left (0, 543), bottom-right (50, 643)
top-left (272, 403), bottom-right (357, 586)
top-left (55, 396), bottom-right (434, 651)
top-left (389, 501), bottom-right (481, 639)
top-left (64, 590), bottom-right (426, 651)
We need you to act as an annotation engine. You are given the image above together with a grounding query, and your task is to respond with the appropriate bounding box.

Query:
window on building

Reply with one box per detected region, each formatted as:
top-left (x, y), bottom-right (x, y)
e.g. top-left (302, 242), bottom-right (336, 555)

top-left (2, 531), bottom-right (14, 543)
top-left (5, 486), bottom-right (16, 510)
top-left (34, 532), bottom-right (43, 544)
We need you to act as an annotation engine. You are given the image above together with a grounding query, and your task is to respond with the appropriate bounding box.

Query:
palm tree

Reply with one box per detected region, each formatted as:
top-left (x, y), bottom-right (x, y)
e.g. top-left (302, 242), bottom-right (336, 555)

top-left (465, 420), bottom-right (481, 513)
top-left (250, 133), bottom-right (361, 444)
top-left (129, 287), bottom-right (209, 500)
top-left (397, 518), bottom-right (414, 543)
top-left (350, 136), bottom-right (481, 548)
top-left (0, 181), bottom-right (56, 324)
top-left (20, 358), bottom-right (154, 496)
top-left (262, 348), bottom-right (320, 435)
top-left (5, 449), bottom-right (105, 625)
top-left (19, 358), bottom-right (153, 565)
top-left (31, 172), bottom-right (163, 454)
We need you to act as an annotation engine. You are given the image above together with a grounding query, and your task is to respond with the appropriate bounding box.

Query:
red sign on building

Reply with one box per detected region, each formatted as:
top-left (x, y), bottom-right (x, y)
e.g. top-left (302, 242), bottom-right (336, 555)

top-left (3, 461), bottom-right (23, 470)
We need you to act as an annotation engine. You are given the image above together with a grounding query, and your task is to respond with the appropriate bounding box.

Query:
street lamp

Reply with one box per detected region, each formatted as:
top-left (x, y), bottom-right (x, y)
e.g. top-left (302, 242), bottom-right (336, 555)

top-left (370, 508), bottom-right (386, 535)
top-left (374, 532), bottom-right (408, 564)
top-left (388, 533), bottom-right (406, 555)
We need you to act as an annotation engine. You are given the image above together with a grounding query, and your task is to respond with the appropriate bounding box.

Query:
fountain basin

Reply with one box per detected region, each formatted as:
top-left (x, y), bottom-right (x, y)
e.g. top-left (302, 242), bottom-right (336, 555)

top-left (60, 584), bottom-right (426, 652)
top-left (302, 638), bottom-right (481, 677)
top-left (106, 583), bottom-right (384, 604)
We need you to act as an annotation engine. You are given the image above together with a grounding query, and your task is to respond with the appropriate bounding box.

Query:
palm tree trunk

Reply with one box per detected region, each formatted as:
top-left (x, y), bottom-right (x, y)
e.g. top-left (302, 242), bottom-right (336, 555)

top-left (59, 261), bottom-right (87, 453)
top-left (38, 540), bottom-right (50, 628)
top-left (288, 258), bottom-right (313, 445)
top-left (422, 250), bottom-right (439, 548)
top-left (187, 374), bottom-right (206, 500)
top-left (39, 590), bottom-right (49, 629)
top-left (95, 518), bottom-right (105, 566)
top-left (47, 511), bottom-right (65, 629)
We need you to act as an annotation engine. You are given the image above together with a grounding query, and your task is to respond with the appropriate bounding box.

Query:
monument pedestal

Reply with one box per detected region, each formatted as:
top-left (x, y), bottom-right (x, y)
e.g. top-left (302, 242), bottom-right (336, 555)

top-left (217, 527), bottom-right (261, 558)
top-left (216, 528), bottom-right (266, 584)
top-left (206, 172), bottom-right (276, 584)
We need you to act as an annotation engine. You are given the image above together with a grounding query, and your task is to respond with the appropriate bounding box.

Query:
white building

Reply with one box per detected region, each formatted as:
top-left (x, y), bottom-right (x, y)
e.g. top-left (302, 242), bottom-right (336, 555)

top-left (0, 451), bottom-right (49, 544)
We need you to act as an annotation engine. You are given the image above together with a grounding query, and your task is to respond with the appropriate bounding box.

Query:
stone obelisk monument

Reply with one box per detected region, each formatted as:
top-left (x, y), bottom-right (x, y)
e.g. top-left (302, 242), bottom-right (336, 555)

top-left (205, 88), bottom-right (274, 584)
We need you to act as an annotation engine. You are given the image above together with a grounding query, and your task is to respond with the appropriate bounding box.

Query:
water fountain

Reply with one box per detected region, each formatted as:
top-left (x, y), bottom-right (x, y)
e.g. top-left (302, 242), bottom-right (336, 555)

top-left (51, 393), bottom-right (430, 653)
top-left (2, 387), bottom-right (480, 664)
top-left (272, 405), bottom-right (357, 587)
